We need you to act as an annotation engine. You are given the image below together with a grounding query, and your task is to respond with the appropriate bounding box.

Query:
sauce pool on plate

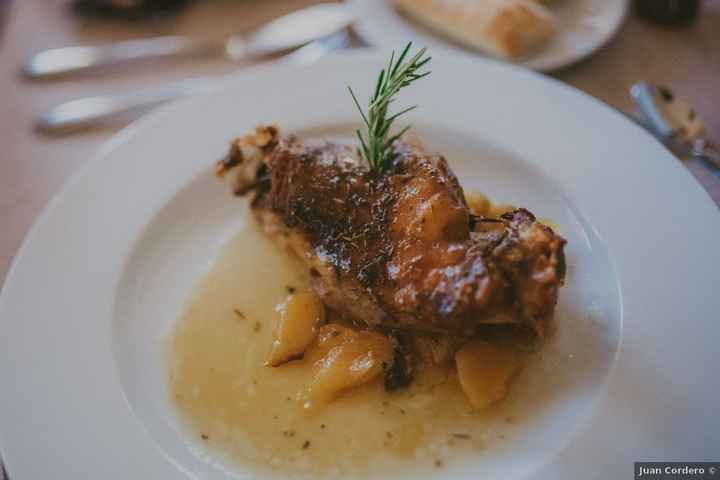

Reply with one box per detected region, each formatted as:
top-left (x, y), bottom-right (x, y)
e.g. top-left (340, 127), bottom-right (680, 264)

top-left (167, 197), bottom-right (550, 479)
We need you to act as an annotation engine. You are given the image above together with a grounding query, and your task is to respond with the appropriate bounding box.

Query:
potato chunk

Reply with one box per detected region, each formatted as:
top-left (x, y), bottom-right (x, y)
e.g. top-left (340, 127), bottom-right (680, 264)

top-left (464, 191), bottom-right (516, 219)
top-left (266, 291), bottom-right (324, 367)
top-left (465, 192), bottom-right (491, 216)
top-left (487, 203), bottom-right (515, 219)
top-left (455, 340), bottom-right (522, 409)
top-left (301, 324), bottom-right (394, 408)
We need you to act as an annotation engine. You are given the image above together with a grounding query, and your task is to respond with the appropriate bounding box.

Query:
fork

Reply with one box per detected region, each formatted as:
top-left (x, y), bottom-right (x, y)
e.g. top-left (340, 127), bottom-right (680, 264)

top-left (36, 30), bottom-right (352, 135)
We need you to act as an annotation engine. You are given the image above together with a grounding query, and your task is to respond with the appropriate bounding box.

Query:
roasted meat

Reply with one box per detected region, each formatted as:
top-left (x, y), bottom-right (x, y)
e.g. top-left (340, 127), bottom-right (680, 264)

top-left (217, 126), bottom-right (566, 337)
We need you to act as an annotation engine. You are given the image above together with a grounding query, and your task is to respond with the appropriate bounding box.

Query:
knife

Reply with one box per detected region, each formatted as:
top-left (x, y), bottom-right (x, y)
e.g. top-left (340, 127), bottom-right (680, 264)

top-left (35, 30), bottom-right (353, 135)
top-left (23, 3), bottom-right (355, 79)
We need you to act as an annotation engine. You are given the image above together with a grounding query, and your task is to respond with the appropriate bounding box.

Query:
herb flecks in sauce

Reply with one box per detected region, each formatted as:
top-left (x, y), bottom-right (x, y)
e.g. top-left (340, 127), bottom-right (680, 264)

top-left (169, 201), bottom-right (560, 478)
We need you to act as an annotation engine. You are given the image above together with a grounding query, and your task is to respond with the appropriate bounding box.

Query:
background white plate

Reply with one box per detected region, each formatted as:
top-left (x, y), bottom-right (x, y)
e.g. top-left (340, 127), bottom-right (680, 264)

top-left (349, 0), bottom-right (630, 71)
top-left (0, 52), bottom-right (719, 479)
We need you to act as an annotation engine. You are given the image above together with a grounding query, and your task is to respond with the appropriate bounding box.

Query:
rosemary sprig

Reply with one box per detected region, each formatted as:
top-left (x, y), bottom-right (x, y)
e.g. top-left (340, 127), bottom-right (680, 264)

top-left (348, 42), bottom-right (431, 172)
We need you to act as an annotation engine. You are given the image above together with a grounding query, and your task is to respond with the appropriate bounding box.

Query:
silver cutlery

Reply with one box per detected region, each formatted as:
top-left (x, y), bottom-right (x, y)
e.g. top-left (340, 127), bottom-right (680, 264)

top-left (631, 82), bottom-right (719, 170)
top-left (35, 31), bottom-right (352, 135)
top-left (23, 3), bottom-right (355, 79)
top-left (38, 66), bottom-right (720, 177)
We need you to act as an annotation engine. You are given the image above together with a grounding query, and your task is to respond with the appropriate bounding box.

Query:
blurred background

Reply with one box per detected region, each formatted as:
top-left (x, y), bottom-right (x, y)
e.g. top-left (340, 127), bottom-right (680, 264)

top-left (1, 3), bottom-right (718, 479)
top-left (0, 0), bottom-right (718, 282)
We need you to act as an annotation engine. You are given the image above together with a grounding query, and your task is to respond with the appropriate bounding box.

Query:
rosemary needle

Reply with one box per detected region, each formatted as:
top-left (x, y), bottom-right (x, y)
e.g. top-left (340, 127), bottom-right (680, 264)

top-left (348, 42), bottom-right (431, 172)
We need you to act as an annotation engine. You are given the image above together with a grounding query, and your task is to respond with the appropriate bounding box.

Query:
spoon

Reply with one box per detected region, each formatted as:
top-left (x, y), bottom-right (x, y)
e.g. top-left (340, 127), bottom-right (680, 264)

top-left (23, 3), bottom-right (355, 79)
top-left (631, 82), bottom-right (720, 169)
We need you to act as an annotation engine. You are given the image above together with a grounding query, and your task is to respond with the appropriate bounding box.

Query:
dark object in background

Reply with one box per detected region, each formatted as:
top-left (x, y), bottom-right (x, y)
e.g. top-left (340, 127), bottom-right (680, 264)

top-left (635, 0), bottom-right (700, 26)
top-left (0, 0), bottom-right (9, 47)
top-left (72, 0), bottom-right (194, 19)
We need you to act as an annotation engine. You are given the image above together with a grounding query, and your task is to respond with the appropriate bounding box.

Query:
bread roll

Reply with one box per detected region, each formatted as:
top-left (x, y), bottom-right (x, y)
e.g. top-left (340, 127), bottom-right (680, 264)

top-left (393, 0), bottom-right (557, 59)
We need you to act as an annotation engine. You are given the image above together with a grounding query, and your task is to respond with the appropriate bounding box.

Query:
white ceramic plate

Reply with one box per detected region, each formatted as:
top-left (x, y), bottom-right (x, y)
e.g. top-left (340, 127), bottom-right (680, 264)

top-left (349, 0), bottom-right (630, 71)
top-left (1, 52), bottom-right (719, 480)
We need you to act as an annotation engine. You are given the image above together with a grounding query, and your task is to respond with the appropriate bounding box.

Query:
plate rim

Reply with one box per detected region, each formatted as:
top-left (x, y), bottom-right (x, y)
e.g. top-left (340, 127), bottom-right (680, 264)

top-left (1, 52), bottom-right (719, 479)
top-left (348, 0), bottom-right (631, 72)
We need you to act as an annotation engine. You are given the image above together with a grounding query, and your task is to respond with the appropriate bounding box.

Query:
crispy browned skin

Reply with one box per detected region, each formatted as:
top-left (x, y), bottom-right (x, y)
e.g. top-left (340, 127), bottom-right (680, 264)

top-left (217, 126), bottom-right (566, 336)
